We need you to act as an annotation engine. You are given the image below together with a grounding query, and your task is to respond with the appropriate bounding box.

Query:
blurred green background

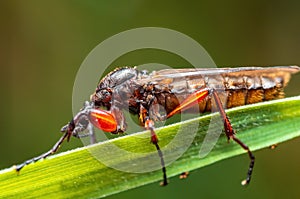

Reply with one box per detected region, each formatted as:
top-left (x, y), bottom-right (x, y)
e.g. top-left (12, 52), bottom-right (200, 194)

top-left (1, 0), bottom-right (300, 198)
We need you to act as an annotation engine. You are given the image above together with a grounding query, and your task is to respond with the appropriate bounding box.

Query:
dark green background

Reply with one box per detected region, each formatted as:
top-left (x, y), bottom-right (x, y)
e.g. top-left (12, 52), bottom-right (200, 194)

top-left (1, 1), bottom-right (300, 198)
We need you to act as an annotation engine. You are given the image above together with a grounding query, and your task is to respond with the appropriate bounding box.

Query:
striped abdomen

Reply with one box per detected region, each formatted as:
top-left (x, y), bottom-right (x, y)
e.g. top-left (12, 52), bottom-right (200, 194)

top-left (223, 74), bottom-right (286, 108)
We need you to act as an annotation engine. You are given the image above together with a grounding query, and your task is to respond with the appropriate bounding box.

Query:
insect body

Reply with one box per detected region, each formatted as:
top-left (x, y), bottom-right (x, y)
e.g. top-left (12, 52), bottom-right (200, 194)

top-left (15, 66), bottom-right (300, 186)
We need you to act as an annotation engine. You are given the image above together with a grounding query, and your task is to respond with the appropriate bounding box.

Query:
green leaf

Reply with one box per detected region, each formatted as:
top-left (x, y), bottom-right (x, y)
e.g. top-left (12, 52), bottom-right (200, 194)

top-left (0, 96), bottom-right (300, 198)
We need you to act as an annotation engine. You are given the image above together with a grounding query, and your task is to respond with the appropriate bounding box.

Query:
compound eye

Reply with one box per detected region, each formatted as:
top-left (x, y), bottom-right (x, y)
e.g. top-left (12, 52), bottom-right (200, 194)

top-left (88, 109), bottom-right (117, 132)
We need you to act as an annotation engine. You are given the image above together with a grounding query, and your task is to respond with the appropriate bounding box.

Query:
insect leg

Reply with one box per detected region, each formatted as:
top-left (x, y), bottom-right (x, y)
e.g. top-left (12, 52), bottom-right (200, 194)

top-left (15, 114), bottom-right (81, 172)
top-left (144, 117), bottom-right (168, 186)
top-left (211, 90), bottom-right (255, 186)
top-left (88, 123), bottom-right (97, 144)
top-left (14, 103), bottom-right (95, 172)
top-left (165, 88), bottom-right (211, 179)
top-left (14, 132), bottom-right (69, 172)
top-left (167, 88), bottom-right (210, 118)
top-left (140, 102), bottom-right (168, 186)
top-left (110, 106), bottom-right (127, 133)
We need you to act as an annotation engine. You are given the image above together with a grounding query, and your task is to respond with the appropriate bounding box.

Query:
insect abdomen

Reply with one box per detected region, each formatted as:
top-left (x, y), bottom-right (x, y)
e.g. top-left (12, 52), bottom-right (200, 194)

top-left (225, 75), bottom-right (286, 108)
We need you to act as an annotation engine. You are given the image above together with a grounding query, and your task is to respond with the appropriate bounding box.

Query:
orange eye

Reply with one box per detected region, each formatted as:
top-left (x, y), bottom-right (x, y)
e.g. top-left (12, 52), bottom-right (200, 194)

top-left (89, 109), bottom-right (117, 132)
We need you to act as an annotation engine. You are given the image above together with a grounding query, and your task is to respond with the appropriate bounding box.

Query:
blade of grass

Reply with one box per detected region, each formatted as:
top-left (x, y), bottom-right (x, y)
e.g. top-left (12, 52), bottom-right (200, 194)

top-left (0, 96), bottom-right (300, 198)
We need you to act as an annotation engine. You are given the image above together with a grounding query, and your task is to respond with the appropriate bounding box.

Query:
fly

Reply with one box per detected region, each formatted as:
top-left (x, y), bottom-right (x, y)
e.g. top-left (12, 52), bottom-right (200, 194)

top-left (14, 66), bottom-right (300, 186)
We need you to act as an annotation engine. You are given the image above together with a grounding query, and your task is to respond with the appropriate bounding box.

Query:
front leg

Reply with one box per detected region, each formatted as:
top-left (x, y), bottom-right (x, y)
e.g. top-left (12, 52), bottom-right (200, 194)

top-left (65, 114), bottom-right (97, 144)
